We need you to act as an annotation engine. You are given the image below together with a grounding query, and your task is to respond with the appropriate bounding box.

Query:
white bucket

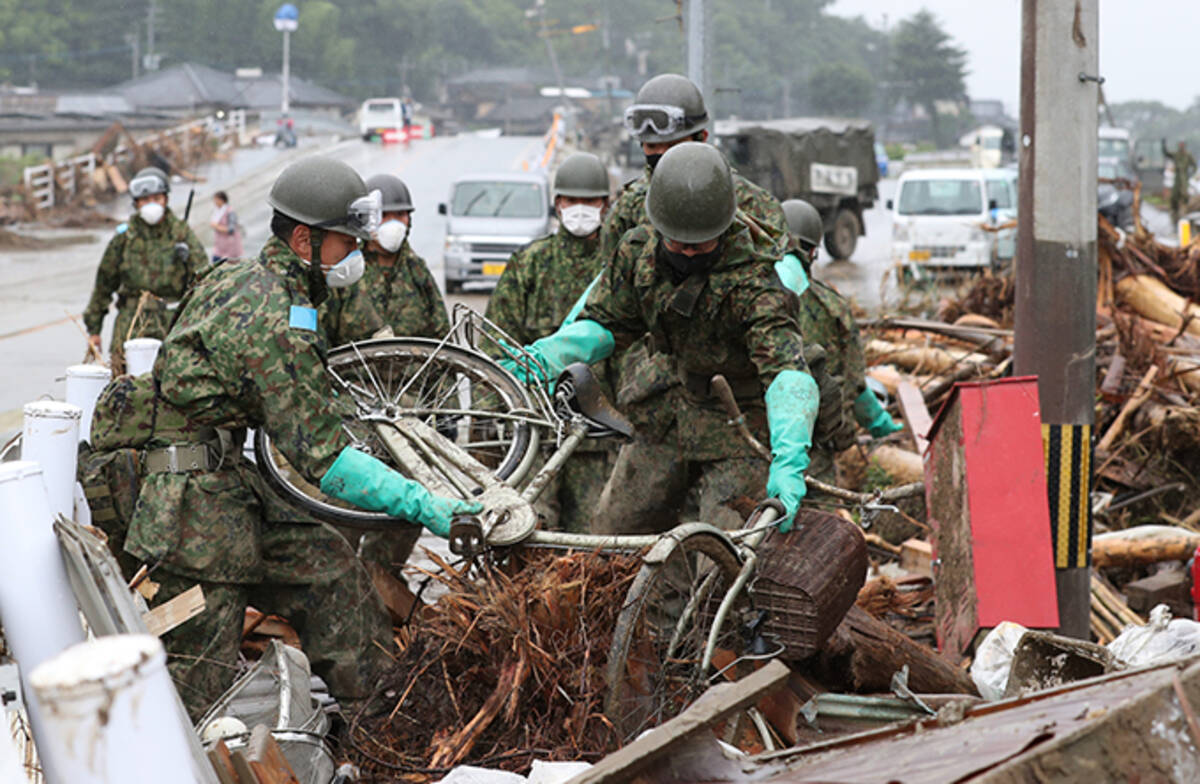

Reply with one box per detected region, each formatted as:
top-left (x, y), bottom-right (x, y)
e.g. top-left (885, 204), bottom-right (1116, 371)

top-left (65, 364), bottom-right (112, 443)
top-left (30, 635), bottom-right (202, 784)
top-left (123, 337), bottom-right (162, 377)
top-left (0, 460), bottom-right (85, 784)
top-left (22, 402), bottom-right (82, 520)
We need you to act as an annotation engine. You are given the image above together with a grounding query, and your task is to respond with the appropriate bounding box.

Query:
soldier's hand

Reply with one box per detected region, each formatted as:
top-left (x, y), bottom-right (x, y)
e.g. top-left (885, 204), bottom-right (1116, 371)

top-left (173, 242), bottom-right (190, 263)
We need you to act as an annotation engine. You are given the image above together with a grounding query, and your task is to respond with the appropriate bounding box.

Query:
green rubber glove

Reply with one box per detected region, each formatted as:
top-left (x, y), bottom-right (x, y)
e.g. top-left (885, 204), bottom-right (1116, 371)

top-left (561, 272), bottom-right (603, 327)
top-left (765, 370), bottom-right (819, 532)
top-left (774, 253), bottom-right (810, 297)
top-left (498, 318), bottom-right (615, 386)
top-left (854, 386), bottom-right (904, 438)
top-left (319, 447), bottom-right (481, 537)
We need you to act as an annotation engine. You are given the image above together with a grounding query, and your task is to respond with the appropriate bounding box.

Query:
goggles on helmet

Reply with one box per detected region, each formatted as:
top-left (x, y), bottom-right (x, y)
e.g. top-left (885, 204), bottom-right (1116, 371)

top-left (313, 189), bottom-right (382, 240)
top-left (623, 104), bottom-right (705, 139)
top-left (128, 173), bottom-right (167, 199)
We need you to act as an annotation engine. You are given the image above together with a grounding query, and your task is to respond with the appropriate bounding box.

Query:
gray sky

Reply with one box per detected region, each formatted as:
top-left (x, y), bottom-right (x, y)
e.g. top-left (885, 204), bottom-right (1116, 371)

top-left (827, 0), bottom-right (1199, 114)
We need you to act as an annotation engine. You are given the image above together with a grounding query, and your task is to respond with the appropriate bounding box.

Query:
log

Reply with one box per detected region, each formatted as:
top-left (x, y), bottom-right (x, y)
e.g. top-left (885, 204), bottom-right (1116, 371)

top-left (817, 606), bottom-right (978, 696)
top-left (1115, 274), bottom-right (1200, 338)
top-left (869, 445), bottom-right (925, 485)
top-left (1092, 534), bottom-right (1200, 568)
top-left (865, 339), bottom-right (991, 375)
top-left (1096, 365), bottom-right (1159, 452)
top-left (866, 364), bottom-right (903, 397)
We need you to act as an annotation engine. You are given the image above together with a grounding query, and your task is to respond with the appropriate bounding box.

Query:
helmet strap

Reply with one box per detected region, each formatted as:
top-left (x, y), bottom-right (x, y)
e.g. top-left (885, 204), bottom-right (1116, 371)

top-left (307, 226), bottom-right (330, 307)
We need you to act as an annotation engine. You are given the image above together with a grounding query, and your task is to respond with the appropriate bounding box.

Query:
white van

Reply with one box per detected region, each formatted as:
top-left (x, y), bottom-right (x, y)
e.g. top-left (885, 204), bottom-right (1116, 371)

top-left (890, 168), bottom-right (1017, 273)
top-left (359, 97), bottom-right (403, 140)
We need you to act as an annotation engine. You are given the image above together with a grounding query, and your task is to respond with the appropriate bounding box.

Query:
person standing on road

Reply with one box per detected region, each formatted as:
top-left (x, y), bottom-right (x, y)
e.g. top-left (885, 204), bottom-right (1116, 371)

top-left (486, 152), bottom-right (617, 532)
top-left (1163, 139), bottom-right (1197, 226)
top-left (501, 144), bottom-right (818, 535)
top-left (776, 199), bottom-right (901, 480)
top-left (359, 173), bottom-right (450, 339)
top-left (83, 167), bottom-right (208, 374)
top-left (209, 190), bottom-right (243, 263)
top-left (111, 156), bottom-right (479, 719)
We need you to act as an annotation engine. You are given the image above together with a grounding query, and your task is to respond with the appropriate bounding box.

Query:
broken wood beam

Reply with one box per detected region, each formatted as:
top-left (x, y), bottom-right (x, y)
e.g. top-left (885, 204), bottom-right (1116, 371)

top-left (1092, 531), bottom-right (1199, 568)
top-left (566, 660), bottom-right (789, 784)
top-left (142, 584), bottom-right (205, 636)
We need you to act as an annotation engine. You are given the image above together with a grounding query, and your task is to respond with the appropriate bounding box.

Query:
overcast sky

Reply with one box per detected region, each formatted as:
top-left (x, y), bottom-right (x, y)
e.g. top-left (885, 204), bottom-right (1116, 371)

top-left (827, 0), bottom-right (1199, 114)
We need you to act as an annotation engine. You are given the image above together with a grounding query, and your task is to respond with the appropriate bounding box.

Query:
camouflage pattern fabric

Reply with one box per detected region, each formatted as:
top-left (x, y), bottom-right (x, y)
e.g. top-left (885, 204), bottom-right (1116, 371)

top-left (580, 217), bottom-right (807, 461)
top-left (114, 234), bottom-right (390, 714)
top-left (362, 242), bottom-right (451, 338)
top-left (486, 227), bottom-right (605, 347)
top-left (83, 209), bottom-right (208, 374)
top-left (321, 282), bottom-right (387, 346)
top-left (155, 234), bottom-right (348, 481)
top-left (153, 518), bottom-right (389, 722)
top-left (77, 443), bottom-right (143, 579)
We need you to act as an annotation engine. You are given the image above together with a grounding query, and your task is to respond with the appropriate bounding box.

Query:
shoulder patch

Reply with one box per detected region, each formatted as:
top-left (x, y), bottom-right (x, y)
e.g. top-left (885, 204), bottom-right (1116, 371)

top-left (289, 305), bottom-right (318, 331)
top-left (115, 222), bottom-right (128, 235)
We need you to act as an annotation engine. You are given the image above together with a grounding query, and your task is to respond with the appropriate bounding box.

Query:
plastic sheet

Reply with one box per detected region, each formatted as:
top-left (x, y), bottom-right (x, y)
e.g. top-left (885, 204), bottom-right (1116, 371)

top-left (969, 621), bottom-right (1029, 700)
top-left (1108, 604), bottom-right (1200, 667)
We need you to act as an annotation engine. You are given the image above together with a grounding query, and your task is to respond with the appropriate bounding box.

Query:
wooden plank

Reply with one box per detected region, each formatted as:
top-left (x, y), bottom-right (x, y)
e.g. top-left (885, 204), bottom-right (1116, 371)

top-left (896, 380), bottom-right (933, 454)
top-left (565, 660), bottom-right (789, 784)
top-left (142, 584), bottom-right (205, 637)
top-left (900, 538), bottom-right (933, 578)
top-left (246, 724), bottom-right (301, 784)
top-left (207, 741), bottom-right (239, 784)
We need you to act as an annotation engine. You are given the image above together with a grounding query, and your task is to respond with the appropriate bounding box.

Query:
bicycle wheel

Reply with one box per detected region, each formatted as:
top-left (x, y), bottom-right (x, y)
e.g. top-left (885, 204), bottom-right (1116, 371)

top-left (255, 338), bottom-right (538, 528)
top-left (604, 530), bottom-right (747, 743)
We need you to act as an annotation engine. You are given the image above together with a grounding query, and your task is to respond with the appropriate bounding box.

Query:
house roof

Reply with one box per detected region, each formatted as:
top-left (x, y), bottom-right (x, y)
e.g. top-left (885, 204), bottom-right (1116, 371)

top-left (111, 62), bottom-right (353, 111)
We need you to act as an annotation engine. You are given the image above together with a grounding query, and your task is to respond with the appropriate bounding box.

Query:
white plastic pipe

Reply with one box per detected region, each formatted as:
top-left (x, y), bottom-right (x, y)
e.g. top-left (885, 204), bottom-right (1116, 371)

top-left (0, 461), bottom-right (86, 784)
top-left (122, 338), bottom-right (161, 377)
top-left (30, 635), bottom-right (202, 784)
top-left (0, 710), bottom-right (30, 784)
top-left (64, 365), bottom-right (112, 443)
top-left (21, 403), bottom-right (81, 520)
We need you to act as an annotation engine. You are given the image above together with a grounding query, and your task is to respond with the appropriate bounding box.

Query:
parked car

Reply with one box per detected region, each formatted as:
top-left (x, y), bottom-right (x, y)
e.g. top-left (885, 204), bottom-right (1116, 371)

top-left (889, 168), bottom-right (1018, 276)
top-left (1098, 159), bottom-right (1136, 231)
top-left (438, 172), bottom-right (552, 292)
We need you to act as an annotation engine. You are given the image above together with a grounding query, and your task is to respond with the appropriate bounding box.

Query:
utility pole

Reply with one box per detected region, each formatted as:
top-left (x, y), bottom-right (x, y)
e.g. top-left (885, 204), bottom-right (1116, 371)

top-left (125, 31), bottom-right (140, 80)
top-left (686, 0), bottom-right (705, 97)
top-left (1014, 0), bottom-right (1099, 640)
top-left (145, 0), bottom-right (158, 71)
top-left (533, 0), bottom-right (565, 102)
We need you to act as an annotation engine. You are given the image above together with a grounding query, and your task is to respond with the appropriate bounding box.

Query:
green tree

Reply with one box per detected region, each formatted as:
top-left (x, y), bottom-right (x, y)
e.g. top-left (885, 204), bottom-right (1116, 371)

top-left (889, 9), bottom-right (967, 147)
top-left (808, 62), bottom-right (874, 116)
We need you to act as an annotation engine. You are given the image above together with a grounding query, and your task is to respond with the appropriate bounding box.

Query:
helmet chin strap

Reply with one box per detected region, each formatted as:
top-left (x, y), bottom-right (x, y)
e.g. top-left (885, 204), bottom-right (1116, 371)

top-left (307, 226), bottom-right (330, 307)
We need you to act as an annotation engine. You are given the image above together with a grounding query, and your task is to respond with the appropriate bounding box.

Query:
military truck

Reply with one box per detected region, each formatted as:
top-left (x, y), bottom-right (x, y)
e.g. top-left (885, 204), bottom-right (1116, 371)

top-left (713, 118), bottom-right (879, 259)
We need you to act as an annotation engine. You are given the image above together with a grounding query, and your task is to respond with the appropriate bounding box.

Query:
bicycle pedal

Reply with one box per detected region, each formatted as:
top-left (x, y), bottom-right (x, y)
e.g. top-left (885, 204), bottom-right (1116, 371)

top-left (449, 515), bottom-right (484, 558)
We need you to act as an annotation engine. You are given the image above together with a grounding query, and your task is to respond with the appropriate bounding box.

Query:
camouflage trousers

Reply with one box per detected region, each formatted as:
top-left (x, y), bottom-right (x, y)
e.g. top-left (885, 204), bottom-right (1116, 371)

top-left (533, 447), bottom-right (618, 533)
top-left (153, 520), bottom-right (392, 722)
top-left (592, 438), bottom-right (768, 535)
top-left (352, 525), bottom-right (422, 579)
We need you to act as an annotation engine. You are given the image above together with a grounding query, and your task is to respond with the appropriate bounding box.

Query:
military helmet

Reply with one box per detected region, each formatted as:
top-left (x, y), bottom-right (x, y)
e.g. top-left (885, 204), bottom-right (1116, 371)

top-left (646, 142), bottom-right (736, 244)
top-left (553, 152), bottom-right (610, 199)
top-left (782, 199), bottom-right (824, 248)
top-left (624, 73), bottom-right (709, 144)
top-left (365, 173), bottom-right (415, 212)
top-left (268, 156), bottom-right (380, 240)
top-left (128, 167), bottom-right (170, 199)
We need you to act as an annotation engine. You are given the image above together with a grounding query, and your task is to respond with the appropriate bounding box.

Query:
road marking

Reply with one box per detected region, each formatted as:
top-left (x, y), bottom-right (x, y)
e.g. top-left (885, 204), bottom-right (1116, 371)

top-left (0, 314), bottom-right (78, 342)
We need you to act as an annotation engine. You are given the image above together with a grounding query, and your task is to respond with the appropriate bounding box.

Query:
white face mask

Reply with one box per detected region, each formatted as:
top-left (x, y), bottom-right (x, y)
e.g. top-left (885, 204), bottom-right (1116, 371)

top-left (324, 248), bottom-right (365, 288)
top-left (139, 202), bottom-right (165, 225)
top-left (560, 204), bottom-right (603, 237)
top-left (375, 219), bottom-right (408, 253)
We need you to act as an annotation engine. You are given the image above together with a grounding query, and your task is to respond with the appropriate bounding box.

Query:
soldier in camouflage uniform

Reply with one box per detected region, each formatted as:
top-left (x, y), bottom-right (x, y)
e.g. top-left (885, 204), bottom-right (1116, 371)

top-left (598, 74), bottom-right (789, 440)
top-left (110, 157), bottom-right (478, 719)
top-left (486, 152), bottom-right (616, 532)
top-left (83, 167), bottom-right (208, 375)
top-left (361, 174), bottom-right (451, 339)
top-left (501, 144), bottom-right (819, 534)
top-left (777, 199), bottom-right (902, 454)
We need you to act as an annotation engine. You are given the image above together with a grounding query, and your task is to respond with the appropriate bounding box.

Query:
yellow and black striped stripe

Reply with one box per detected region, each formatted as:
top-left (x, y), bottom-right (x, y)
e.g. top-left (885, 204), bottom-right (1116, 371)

top-left (1042, 423), bottom-right (1092, 568)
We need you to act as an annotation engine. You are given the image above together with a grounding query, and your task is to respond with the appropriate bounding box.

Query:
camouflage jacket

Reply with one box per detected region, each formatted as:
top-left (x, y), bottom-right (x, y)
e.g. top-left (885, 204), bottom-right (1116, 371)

top-left (580, 217), bottom-right (807, 460)
top-left (797, 275), bottom-right (868, 410)
top-left (362, 243), bottom-right (451, 339)
top-left (321, 282), bottom-right (387, 346)
top-left (156, 235), bottom-right (348, 482)
top-left (485, 226), bottom-right (604, 346)
top-left (597, 163), bottom-right (789, 262)
top-left (83, 209), bottom-right (209, 335)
